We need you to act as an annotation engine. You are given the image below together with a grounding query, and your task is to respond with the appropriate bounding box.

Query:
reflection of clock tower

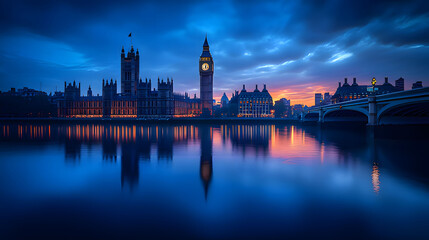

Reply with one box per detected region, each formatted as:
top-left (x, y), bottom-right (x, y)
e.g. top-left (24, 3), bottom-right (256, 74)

top-left (199, 35), bottom-right (214, 116)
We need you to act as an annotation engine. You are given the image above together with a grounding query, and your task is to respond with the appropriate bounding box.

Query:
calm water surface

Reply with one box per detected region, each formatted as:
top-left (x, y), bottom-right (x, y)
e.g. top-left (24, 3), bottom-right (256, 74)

top-left (0, 123), bottom-right (428, 239)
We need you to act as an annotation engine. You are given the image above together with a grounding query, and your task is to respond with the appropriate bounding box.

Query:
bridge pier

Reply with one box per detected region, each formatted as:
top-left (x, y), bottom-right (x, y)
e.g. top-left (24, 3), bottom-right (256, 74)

top-left (318, 108), bottom-right (324, 123)
top-left (368, 96), bottom-right (377, 126)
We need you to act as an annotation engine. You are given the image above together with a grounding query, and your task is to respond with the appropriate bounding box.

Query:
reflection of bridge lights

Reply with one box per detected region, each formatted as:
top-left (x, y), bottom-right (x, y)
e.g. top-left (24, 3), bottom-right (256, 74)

top-left (372, 163), bottom-right (380, 194)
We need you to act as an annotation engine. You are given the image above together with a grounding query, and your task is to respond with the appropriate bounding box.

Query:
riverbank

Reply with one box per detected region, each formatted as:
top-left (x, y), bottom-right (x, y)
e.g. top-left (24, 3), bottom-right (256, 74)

top-left (0, 117), bottom-right (300, 124)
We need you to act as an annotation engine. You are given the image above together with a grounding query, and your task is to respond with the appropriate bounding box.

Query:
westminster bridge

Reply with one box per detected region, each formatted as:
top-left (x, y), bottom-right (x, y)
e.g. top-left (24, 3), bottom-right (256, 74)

top-left (303, 87), bottom-right (429, 125)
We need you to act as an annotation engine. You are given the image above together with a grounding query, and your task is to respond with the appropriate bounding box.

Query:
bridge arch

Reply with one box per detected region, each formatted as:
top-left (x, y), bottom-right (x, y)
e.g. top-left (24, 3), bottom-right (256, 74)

top-left (377, 100), bottom-right (429, 125)
top-left (323, 108), bottom-right (368, 123)
top-left (303, 112), bottom-right (319, 122)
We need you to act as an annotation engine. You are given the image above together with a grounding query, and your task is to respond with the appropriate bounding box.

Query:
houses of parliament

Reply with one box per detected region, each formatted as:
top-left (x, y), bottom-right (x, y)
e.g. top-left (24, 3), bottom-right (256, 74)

top-left (58, 37), bottom-right (214, 118)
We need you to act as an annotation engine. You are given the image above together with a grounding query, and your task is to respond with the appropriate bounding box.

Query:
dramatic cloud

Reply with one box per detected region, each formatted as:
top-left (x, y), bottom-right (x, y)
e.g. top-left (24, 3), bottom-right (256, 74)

top-left (0, 0), bottom-right (428, 105)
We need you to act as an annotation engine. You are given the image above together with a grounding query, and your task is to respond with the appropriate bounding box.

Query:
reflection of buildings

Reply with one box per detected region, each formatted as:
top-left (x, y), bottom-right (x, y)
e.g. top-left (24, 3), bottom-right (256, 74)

top-left (64, 139), bottom-right (81, 162)
top-left (223, 125), bottom-right (271, 156)
top-left (157, 127), bottom-right (173, 161)
top-left (102, 133), bottom-right (118, 162)
top-left (121, 142), bottom-right (140, 190)
top-left (199, 125), bottom-right (213, 199)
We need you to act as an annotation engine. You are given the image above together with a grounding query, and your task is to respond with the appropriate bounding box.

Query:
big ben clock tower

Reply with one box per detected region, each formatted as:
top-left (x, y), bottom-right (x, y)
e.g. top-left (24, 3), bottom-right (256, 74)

top-left (199, 35), bottom-right (214, 116)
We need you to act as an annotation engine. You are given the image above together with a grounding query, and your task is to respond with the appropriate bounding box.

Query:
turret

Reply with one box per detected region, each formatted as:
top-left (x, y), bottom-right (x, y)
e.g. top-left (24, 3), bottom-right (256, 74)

top-left (87, 85), bottom-right (92, 97)
top-left (254, 84), bottom-right (260, 92)
top-left (121, 44), bottom-right (139, 96)
top-left (64, 81), bottom-right (81, 101)
top-left (241, 84), bottom-right (247, 93)
top-left (352, 77), bottom-right (358, 86)
top-left (262, 84), bottom-right (268, 92)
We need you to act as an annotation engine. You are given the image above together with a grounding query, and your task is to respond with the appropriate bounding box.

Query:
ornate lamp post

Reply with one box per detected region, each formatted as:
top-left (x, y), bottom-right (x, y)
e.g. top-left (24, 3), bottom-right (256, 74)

top-left (368, 77), bottom-right (377, 125)
top-left (371, 77), bottom-right (376, 95)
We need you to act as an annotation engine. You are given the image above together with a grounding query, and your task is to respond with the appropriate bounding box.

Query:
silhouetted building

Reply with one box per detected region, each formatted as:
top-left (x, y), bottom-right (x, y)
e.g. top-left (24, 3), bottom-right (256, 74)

top-left (315, 93), bottom-right (322, 106)
top-left (238, 84), bottom-right (273, 118)
top-left (227, 91), bottom-right (240, 117)
top-left (221, 93), bottom-right (229, 108)
top-left (292, 104), bottom-right (303, 117)
top-left (412, 81), bottom-right (423, 89)
top-left (65, 81), bottom-right (80, 101)
top-left (1, 87), bottom-right (48, 97)
top-left (395, 77), bottom-right (404, 91)
top-left (121, 46), bottom-right (139, 96)
top-left (87, 86), bottom-right (93, 97)
top-left (274, 98), bottom-right (291, 118)
top-left (200, 36), bottom-right (214, 116)
top-left (331, 77), bottom-right (399, 104)
top-left (0, 87), bottom-right (55, 117)
top-left (323, 92), bottom-right (331, 105)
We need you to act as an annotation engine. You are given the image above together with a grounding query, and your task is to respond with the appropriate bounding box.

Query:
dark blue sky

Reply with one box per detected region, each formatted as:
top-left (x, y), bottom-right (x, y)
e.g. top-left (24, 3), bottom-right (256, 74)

top-left (1, 0), bottom-right (428, 105)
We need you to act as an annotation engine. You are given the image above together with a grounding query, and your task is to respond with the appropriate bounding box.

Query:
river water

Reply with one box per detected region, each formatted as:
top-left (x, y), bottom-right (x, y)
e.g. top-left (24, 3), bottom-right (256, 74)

top-left (0, 123), bottom-right (428, 239)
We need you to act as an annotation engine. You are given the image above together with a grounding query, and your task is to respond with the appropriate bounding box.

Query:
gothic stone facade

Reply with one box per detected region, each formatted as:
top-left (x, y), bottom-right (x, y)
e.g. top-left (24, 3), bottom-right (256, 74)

top-left (58, 77), bottom-right (174, 118)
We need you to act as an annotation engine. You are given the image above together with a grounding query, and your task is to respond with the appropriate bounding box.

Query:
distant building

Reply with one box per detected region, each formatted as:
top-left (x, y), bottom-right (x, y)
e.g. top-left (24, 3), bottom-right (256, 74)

top-left (87, 86), bottom-right (93, 97)
top-left (323, 92), bottom-right (331, 105)
top-left (227, 91), bottom-right (240, 117)
top-left (0, 87), bottom-right (55, 117)
top-left (315, 93), bottom-right (322, 106)
top-left (395, 77), bottom-right (404, 91)
top-left (238, 84), bottom-right (273, 118)
top-left (292, 104), bottom-right (303, 118)
top-left (412, 81), bottom-right (423, 89)
top-left (331, 77), bottom-right (400, 104)
top-left (49, 91), bottom-right (64, 104)
top-left (1, 87), bottom-right (47, 97)
top-left (64, 81), bottom-right (80, 101)
top-left (220, 93), bottom-right (229, 108)
top-left (274, 98), bottom-right (292, 118)
top-left (277, 98), bottom-right (290, 106)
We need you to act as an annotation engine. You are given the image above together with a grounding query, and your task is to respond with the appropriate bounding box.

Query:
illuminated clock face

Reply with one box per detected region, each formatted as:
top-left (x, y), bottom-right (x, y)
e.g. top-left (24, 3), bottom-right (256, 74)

top-left (202, 63), bottom-right (209, 71)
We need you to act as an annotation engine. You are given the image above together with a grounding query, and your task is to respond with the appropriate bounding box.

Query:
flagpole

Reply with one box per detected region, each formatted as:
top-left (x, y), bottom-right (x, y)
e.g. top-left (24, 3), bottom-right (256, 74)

top-left (128, 32), bottom-right (133, 48)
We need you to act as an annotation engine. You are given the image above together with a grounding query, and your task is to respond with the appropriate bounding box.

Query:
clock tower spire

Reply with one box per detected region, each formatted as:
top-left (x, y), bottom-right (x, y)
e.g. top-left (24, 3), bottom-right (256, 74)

top-left (199, 35), bottom-right (214, 116)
